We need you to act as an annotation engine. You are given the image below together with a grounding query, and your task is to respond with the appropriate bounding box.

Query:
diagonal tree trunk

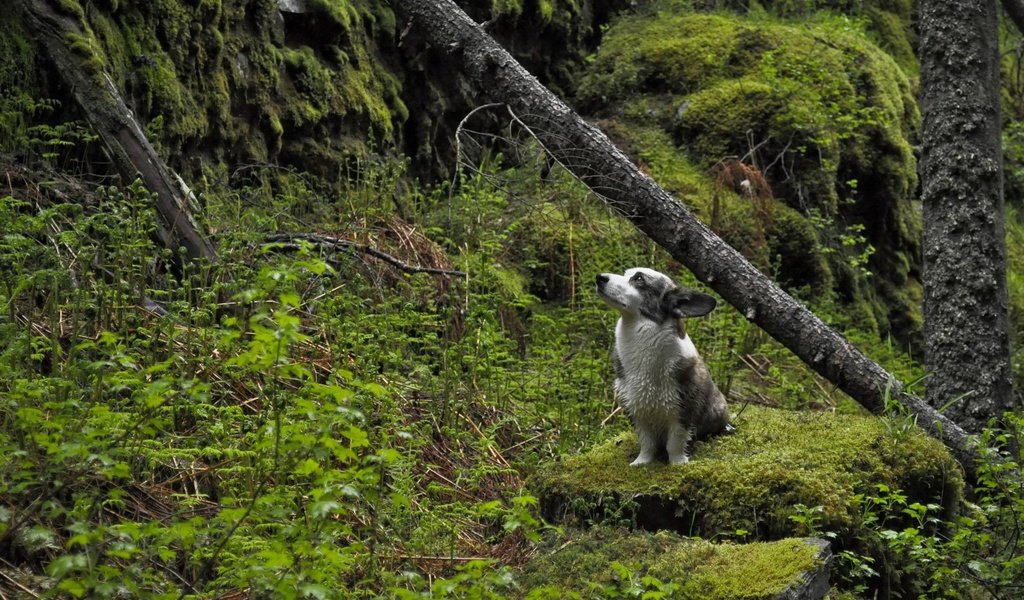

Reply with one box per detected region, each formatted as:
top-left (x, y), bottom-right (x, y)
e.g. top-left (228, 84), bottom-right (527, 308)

top-left (393, 0), bottom-right (984, 477)
top-left (18, 0), bottom-right (217, 264)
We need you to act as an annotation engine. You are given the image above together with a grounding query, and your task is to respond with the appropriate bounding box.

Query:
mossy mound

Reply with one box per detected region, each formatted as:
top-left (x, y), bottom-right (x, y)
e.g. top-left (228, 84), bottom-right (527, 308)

top-left (517, 528), bottom-right (831, 599)
top-left (532, 406), bottom-right (961, 544)
top-left (577, 9), bottom-right (922, 339)
top-left (663, 1), bottom-right (918, 74)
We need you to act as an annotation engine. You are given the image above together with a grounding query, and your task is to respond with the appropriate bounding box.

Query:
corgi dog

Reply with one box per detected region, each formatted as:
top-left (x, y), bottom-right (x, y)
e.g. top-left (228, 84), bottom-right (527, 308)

top-left (596, 268), bottom-right (731, 466)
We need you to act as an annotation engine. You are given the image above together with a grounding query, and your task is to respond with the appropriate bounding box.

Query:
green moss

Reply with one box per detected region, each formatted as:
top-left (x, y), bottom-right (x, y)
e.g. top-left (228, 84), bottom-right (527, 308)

top-left (492, 0), bottom-right (525, 18)
top-left (865, 6), bottom-right (916, 75)
top-left (649, 1), bottom-right (917, 74)
top-left (767, 204), bottom-right (834, 295)
top-left (74, 0), bottom-right (406, 177)
top-left (518, 528), bottom-right (827, 599)
top-left (676, 77), bottom-right (781, 161)
top-left (0, 18), bottom-right (45, 156)
top-left (1007, 206), bottom-right (1024, 385)
top-left (532, 406), bottom-right (961, 541)
top-left (56, 0), bottom-right (87, 20)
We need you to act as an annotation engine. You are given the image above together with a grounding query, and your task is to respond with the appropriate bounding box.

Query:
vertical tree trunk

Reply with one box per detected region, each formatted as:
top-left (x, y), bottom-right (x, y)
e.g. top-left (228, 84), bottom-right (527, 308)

top-left (919, 0), bottom-right (1017, 431)
top-left (394, 0), bottom-right (985, 477)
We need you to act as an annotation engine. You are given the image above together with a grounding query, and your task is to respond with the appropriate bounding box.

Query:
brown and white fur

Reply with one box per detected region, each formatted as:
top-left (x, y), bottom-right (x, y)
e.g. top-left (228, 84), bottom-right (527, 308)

top-left (596, 268), bottom-right (731, 466)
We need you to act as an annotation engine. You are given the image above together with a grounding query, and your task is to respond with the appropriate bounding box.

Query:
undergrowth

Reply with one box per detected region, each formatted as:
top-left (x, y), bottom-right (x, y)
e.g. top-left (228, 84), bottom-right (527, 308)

top-left (0, 132), bottom-right (1018, 599)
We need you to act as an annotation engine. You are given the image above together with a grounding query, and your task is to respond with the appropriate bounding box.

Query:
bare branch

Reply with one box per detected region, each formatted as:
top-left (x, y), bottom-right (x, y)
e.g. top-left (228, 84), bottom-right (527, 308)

top-left (264, 233), bottom-right (467, 277)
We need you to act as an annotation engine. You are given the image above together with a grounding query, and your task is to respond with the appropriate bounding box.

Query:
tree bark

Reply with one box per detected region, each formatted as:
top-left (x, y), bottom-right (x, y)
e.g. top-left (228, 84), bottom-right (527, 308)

top-left (919, 0), bottom-right (1017, 432)
top-left (19, 0), bottom-right (217, 264)
top-left (394, 0), bottom-right (984, 477)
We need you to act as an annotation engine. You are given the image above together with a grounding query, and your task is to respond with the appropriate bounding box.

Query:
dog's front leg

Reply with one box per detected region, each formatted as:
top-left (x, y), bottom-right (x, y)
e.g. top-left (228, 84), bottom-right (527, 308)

top-left (666, 422), bottom-right (691, 465)
top-left (630, 427), bottom-right (658, 466)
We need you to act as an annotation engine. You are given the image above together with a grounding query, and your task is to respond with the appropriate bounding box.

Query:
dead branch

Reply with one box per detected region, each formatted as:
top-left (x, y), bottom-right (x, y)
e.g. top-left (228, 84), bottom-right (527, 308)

top-left (264, 233), bottom-right (467, 277)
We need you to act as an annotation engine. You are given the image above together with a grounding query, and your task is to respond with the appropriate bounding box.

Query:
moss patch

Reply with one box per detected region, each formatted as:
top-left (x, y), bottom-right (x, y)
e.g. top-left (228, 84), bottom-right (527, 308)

top-left (532, 406), bottom-right (961, 542)
top-left (517, 528), bottom-right (828, 599)
top-left (0, 18), bottom-right (43, 156)
top-left (1007, 206), bottom-right (1024, 386)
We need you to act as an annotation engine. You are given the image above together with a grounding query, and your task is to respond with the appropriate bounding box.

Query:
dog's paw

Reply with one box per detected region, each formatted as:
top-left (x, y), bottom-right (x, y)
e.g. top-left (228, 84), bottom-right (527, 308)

top-left (668, 454), bottom-right (690, 466)
top-left (629, 454), bottom-right (655, 467)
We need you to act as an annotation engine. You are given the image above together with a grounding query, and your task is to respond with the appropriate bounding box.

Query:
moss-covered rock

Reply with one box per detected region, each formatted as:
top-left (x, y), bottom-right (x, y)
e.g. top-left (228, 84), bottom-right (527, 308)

top-left (517, 528), bottom-right (831, 599)
top-left (577, 8), bottom-right (922, 339)
top-left (532, 406), bottom-right (961, 552)
top-left (651, 1), bottom-right (918, 75)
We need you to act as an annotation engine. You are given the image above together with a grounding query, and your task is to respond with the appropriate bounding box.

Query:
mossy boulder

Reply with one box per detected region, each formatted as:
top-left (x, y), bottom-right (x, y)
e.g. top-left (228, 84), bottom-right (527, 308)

top-left (577, 9), bottom-right (922, 339)
top-left (676, 1), bottom-right (918, 75)
top-left (517, 528), bottom-right (832, 599)
top-left (531, 406), bottom-right (961, 555)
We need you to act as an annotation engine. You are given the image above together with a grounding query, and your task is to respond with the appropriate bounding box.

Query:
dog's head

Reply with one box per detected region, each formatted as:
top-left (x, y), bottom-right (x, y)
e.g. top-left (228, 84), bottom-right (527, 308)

top-left (595, 268), bottom-right (716, 323)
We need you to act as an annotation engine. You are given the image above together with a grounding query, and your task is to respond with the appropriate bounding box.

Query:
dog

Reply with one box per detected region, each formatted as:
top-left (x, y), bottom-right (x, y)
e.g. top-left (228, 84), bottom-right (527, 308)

top-left (595, 268), bottom-right (731, 466)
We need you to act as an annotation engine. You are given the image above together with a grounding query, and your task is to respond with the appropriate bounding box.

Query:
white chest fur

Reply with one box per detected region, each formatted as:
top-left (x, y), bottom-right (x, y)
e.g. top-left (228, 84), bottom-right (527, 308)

top-left (613, 317), bottom-right (697, 423)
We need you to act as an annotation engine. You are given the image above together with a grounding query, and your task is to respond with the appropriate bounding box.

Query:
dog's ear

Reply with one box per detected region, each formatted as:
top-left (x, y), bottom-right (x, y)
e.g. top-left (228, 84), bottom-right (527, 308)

top-left (666, 288), bottom-right (716, 318)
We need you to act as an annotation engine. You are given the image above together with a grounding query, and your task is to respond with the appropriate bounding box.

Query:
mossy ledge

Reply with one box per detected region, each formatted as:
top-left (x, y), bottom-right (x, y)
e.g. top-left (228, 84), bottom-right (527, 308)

top-left (517, 528), bottom-right (831, 599)
top-left (531, 406), bottom-right (962, 550)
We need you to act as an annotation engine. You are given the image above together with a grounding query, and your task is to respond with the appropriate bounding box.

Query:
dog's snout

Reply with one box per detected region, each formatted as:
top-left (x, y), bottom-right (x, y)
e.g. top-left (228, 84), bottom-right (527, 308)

top-left (596, 273), bottom-right (609, 286)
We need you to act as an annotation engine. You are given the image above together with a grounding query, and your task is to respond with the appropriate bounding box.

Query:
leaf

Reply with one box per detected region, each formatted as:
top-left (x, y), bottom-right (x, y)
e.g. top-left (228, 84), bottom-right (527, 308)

top-left (390, 492), bottom-right (412, 510)
top-left (362, 382), bottom-right (388, 397)
top-left (300, 584), bottom-right (329, 599)
top-left (57, 579), bottom-right (87, 598)
top-left (311, 500), bottom-right (342, 519)
top-left (294, 458), bottom-right (322, 476)
top-left (344, 425), bottom-right (369, 448)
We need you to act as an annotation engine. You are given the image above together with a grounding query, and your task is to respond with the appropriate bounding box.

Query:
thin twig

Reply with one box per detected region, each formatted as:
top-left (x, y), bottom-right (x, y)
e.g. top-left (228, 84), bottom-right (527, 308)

top-left (600, 405), bottom-right (622, 427)
top-left (0, 556), bottom-right (41, 599)
top-left (264, 233), bottom-right (467, 277)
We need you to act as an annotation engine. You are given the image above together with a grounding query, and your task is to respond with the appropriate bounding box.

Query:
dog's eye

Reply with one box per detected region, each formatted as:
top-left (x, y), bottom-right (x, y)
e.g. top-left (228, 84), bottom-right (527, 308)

top-left (630, 272), bottom-right (645, 284)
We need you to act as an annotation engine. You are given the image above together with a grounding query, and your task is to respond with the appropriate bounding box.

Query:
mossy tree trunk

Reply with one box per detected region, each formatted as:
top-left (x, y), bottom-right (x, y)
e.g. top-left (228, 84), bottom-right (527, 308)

top-left (393, 0), bottom-right (986, 478)
top-left (919, 0), bottom-right (1017, 432)
top-left (18, 0), bottom-right (217, 265)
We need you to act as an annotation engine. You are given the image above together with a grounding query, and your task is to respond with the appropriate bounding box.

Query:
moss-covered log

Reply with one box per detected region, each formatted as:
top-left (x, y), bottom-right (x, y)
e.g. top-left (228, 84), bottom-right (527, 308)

top-left (394, 0), bottom-right (985, 479)
top-left (18, 0), bottom-right (217, 264)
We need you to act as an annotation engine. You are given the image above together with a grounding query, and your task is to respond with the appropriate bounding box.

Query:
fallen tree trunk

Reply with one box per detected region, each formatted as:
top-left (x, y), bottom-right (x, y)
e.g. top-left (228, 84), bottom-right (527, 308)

top-left (394, 0), bottom-right (984, 477)
top-left (19, 0), bottom-right (217, 264)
